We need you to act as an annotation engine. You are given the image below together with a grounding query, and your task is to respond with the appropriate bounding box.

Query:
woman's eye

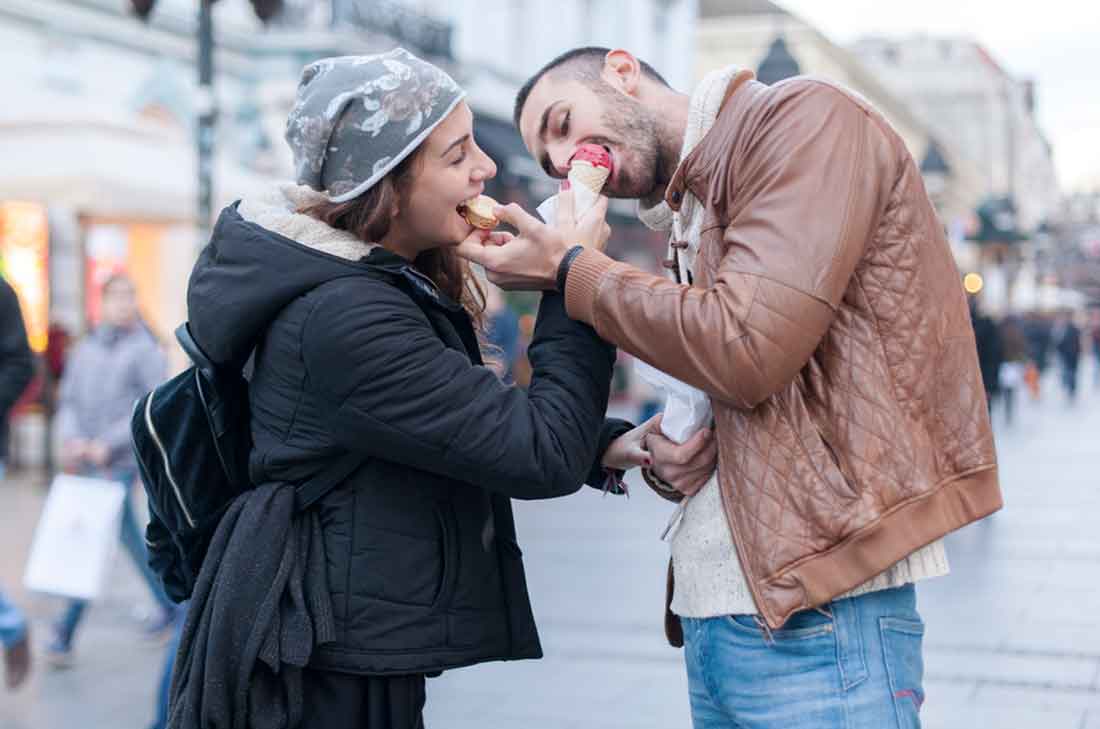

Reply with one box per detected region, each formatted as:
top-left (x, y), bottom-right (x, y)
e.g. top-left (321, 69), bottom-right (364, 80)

top-left (451, 154), bottom-right (466, 166)
top-left (562, 111), bottom-right (570, 137)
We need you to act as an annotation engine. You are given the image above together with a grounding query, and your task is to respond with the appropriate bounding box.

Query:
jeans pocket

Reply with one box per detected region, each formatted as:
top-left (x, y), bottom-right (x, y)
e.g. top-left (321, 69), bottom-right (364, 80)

top-left (726, 610), bottom-right (835, 641)
top-left (880, 617), bottom-right (925, 728)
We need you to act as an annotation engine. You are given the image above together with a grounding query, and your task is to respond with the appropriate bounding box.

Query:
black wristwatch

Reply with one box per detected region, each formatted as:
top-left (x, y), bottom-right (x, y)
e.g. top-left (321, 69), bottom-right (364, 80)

top-left (556, 245), bottom-right (585, 292)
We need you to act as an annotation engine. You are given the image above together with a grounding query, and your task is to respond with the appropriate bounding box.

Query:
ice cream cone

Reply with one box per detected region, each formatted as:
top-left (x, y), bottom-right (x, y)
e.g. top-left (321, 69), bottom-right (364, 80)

top-left (568, 160), bottom-right (610, 194)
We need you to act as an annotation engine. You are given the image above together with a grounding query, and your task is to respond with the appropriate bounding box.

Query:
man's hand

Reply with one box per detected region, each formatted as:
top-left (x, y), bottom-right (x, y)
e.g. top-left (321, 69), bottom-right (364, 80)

top-left (457, 187), bottom-right (610, 291)
top-left (602, 415), bottom-right (660, 471)
top-left (646, 419), bottom-right (717, 497)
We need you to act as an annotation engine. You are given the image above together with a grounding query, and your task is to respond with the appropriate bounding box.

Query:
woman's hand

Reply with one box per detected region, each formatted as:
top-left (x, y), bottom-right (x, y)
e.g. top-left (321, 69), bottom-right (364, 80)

top-left (601, 415), bottom-right (661, 471)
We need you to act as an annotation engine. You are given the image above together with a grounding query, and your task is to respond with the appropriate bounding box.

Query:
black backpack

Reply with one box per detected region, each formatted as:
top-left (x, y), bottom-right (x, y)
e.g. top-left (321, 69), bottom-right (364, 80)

top-left (132, 322), bottom-right (363, 603)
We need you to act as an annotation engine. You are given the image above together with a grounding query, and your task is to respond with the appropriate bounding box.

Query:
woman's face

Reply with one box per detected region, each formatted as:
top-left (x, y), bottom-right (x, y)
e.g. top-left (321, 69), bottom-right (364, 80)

top-left (386, 101), bottom-right (497, 255)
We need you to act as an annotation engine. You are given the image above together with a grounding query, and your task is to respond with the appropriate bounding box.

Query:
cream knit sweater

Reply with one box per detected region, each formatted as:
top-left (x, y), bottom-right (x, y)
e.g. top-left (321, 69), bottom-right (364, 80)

top-left (638, 67), bottom-right (950, 618)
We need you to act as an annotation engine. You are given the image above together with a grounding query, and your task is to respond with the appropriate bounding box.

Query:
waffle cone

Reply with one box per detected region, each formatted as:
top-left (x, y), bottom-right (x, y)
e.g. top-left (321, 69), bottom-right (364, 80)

top-left (568, 161), bottom-right (610, 193)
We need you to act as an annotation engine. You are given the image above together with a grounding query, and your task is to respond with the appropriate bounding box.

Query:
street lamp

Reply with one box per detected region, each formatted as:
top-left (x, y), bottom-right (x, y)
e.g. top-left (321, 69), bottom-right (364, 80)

top-left (127, 0), bottom-right (285, 239)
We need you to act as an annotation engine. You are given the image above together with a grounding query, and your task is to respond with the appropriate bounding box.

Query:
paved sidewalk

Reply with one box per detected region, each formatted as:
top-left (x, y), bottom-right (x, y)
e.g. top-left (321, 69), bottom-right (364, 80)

top-left (1, 364), bottom-right (1098, 728)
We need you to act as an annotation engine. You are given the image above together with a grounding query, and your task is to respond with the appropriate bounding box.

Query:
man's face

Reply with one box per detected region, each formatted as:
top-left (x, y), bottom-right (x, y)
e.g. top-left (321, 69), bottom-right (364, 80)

top-left (518, 74), bottom-right (662, 200)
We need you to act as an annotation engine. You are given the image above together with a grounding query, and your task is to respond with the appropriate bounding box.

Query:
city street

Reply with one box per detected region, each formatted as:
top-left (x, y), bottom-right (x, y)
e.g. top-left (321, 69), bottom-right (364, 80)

top-left (1, 366), bottom-right (1098, 728)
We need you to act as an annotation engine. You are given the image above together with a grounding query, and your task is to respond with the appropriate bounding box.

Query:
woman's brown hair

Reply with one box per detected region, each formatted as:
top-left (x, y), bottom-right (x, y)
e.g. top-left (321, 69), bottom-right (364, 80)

top-left (298, 150), bottom-right (489, 332)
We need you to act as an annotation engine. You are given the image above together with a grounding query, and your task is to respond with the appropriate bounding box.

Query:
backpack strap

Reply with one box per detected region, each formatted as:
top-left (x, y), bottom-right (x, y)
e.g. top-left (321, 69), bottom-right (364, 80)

top-left (176, 323), bottom-right (217, 382)
top-left (294, 450), bottom-right (368, 512)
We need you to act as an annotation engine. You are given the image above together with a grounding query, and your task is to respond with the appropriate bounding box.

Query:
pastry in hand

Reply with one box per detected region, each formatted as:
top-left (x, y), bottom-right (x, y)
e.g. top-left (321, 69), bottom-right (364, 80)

top-left (458, 194), bottom-right (500, 230)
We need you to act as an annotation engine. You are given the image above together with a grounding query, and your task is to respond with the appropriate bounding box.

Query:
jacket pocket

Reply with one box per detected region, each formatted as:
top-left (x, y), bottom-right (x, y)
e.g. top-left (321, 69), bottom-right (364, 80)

top-left (431, 503), bottom-right (459, 609)
top-left (813, 425), bottom-right (859, 501)
top-left (880, 617), bottom-right (925, 728)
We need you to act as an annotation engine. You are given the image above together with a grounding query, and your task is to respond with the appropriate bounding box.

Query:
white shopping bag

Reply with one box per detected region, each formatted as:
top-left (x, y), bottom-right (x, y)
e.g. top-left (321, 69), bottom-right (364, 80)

top-left (23, 474), bottom-right (126, 601)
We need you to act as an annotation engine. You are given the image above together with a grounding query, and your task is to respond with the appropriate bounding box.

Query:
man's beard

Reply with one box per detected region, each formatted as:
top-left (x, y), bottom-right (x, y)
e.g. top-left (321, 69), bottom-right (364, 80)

top-left (591, 85), bottom-right (663, 200)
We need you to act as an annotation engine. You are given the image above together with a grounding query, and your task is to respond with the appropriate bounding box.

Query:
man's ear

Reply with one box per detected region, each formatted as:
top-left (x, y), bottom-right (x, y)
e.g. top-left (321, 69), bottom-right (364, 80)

top-left (602, 49), bottom-right (642, 96)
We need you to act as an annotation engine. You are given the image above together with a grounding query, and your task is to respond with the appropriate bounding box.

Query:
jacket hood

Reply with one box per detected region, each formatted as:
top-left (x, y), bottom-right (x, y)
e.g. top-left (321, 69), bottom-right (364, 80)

top-left (187, 183), bottom-right (389, 366)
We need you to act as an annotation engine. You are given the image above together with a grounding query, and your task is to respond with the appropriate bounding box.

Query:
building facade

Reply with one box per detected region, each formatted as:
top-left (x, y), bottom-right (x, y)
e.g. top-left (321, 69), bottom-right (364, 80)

top-left (694, 0), bottom-right (986, 259)
top-left (852, 35), bottom-right (1060, 235)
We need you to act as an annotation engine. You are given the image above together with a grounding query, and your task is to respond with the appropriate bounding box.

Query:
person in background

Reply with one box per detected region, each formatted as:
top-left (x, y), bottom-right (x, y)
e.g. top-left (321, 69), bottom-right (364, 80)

top-left (47, 273), bottom-right (175, 667)
top-left (998, 315), bottom-right (1030, 426)
top-left (1052, 310), bottom-right (1082, 404)
top-left (0, 274), bottom-right (34, 691)
top-left (1025, 311), bottom-right (1053, 385)
top-left (484, 284), bottom-right (522, 383)
top-left (1090, 309), bottom-right (1100, 389)
top-left (971, 298), bottom-right (1004, 415)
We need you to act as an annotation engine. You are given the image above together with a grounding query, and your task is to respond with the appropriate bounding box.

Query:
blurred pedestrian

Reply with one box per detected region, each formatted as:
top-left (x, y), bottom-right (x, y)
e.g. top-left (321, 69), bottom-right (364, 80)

top-left (1052, 311), bottom-right (1082, 404)
top-left (46, 273), bottom-right (175, 667)
top-left (998, 315), bottom-right (1029, 426)
top-left (0, 274), bottom-right (34, 692)
top-left (971, 299), bottom-right (1004, 414)
top-left (1089, 309), bottom-right (1100, 389)
top-left (0, 587), bottom-right (31, 691)
top-left (484, 46), bottom-right (1000, 728)
top-left (484, 284), bottom-right (521, 382)
top-left (1025, 310), bottom-right (1053, 380)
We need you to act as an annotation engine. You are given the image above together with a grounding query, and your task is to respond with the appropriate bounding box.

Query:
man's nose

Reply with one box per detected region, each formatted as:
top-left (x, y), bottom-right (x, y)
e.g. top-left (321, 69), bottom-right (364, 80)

top-left (548, 143), bottom-right (572, 178)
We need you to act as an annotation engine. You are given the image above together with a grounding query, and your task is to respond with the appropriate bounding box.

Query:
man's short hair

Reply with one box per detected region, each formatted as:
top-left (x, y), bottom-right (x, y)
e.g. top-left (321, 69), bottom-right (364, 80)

top-left (513, 47), bottom-right (669, 127)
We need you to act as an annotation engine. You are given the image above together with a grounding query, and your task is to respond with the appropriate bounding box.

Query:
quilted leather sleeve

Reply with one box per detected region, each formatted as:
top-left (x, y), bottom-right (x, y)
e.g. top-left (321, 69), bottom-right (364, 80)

top-left (565, 83), bottom-right (898, 409)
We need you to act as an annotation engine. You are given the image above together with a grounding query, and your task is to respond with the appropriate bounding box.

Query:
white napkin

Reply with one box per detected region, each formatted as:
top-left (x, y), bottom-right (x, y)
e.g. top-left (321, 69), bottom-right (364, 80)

top-left (536, 182), bottom-right (601, 225)
top-left (634, 359), bottom-right (713, 541)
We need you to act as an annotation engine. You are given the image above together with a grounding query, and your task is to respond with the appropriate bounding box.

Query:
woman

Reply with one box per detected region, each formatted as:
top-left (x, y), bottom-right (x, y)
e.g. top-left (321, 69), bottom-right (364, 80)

top-left (181, 49), bottom-right (652, 728)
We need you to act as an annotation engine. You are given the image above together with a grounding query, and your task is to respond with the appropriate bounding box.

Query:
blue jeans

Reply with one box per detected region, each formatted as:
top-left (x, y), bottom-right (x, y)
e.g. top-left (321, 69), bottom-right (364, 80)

top-left (0, 461), bottom-right (27, 649)
top-left (54, 467), bottom-right (174, 648)
top-left (682, 585), bottom-right (925, 729)
top-left (0, 586), bottom-right (28, 648)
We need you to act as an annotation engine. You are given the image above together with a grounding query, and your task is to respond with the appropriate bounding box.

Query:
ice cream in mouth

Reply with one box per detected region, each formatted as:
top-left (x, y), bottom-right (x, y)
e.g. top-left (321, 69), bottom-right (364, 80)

top-left (568, 143), bottom-right (612, 196)
top-left (569, 144), bottom-right (613, 173)
top-left (457, 194), bottom-right (499, 229)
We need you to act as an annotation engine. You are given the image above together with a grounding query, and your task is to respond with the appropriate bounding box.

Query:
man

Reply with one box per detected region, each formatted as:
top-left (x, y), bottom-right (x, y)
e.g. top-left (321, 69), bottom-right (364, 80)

top-left (1052, 310), bottom-right (1082, 403)
top-left (0, 274), bottom-right (35, 691)
top-left (970, 298), bottom-right (1003, 415)
top-left (459, 47), bottom-right (1001, 727)
top-left (48, 273), bottom-right (174, 666)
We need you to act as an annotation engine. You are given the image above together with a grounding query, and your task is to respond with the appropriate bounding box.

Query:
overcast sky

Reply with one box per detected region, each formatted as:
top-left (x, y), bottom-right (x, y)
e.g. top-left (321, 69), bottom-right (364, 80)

top-left (775, 0), bottom-right (1100, 193)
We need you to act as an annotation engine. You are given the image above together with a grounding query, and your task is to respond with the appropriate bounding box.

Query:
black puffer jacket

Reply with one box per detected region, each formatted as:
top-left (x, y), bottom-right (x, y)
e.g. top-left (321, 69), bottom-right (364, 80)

top-left (187, 191), bottom-right (626, 676)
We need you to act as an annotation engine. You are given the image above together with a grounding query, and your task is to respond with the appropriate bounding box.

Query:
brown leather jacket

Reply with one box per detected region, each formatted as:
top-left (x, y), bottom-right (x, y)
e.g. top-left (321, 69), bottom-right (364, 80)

top-left (564, 75), bottom-right (1002, 632)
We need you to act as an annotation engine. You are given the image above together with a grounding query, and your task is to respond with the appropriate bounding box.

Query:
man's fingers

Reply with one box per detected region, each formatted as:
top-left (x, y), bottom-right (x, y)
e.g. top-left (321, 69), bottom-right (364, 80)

top-left (578, 194), bottom-right (609, 226)
top-left (456, 238), bottom-right (495, 267)
top-left (557, 186), bottom-right (575, 225)
top-left (493, 202), bottom-right (541, 235)
top-left (675, 428), bottom-right (712, 463)
top-left (486, 231), bottom-right (514, 246)
top-left (648, 427), bottom-right (712, 467)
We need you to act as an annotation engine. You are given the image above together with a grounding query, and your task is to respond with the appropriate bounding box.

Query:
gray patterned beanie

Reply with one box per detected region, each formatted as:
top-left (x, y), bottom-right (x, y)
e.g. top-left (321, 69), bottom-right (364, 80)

top-left (285, 48), bottom-right (466, 203)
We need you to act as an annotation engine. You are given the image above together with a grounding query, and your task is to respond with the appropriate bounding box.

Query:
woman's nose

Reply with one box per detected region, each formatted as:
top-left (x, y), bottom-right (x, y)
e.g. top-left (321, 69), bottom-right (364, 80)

top-left (472, 147), bottom-right (498, 181)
